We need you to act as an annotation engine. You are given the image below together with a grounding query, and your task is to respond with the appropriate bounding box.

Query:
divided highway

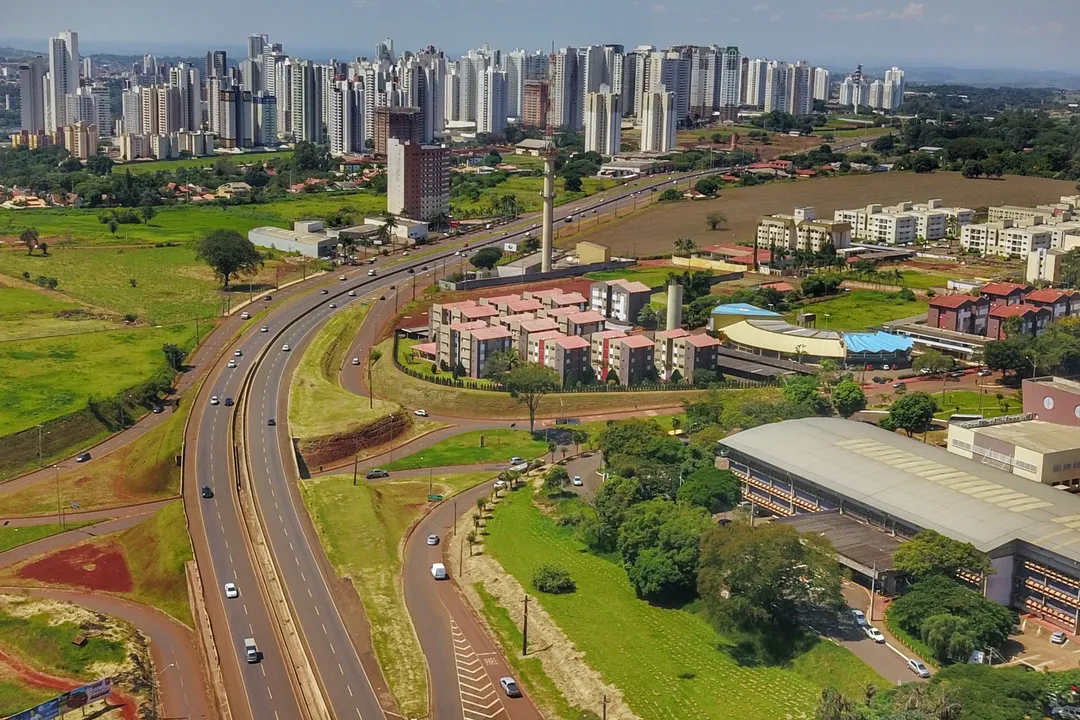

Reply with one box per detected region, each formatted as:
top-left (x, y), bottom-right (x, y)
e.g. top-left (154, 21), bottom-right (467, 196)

top-left (189, 167), bottom-right (727, 719)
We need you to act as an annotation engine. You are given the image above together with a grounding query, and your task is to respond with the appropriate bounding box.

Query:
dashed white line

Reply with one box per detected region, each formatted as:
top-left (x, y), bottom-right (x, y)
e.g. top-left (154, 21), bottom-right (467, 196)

top-left (322, 623), bottom-right (327, 634)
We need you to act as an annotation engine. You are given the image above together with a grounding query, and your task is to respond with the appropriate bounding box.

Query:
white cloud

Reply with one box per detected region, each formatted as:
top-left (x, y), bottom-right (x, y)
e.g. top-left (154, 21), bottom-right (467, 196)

top-left (887, 2), bottom-right (925, 21)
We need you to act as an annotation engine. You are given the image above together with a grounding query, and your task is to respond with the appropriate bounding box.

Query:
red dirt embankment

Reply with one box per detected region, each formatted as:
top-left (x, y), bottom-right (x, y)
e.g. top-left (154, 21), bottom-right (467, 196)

top-left (16, 543), bottom-right (134, 593)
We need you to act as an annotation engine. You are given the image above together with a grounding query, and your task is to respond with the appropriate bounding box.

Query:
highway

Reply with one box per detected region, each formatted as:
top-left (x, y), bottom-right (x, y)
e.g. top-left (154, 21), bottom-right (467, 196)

top-left (188, 166), bottom-right (729, 720)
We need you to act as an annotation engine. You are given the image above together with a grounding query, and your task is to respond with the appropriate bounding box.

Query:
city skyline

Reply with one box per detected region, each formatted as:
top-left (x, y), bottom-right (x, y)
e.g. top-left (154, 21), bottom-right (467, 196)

top-left (4, 0), bottom-right (1080, 72)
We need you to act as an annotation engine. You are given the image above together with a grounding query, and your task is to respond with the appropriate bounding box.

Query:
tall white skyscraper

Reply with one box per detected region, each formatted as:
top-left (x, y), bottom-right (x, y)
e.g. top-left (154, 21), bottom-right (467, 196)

top-left (328, 80), bottom-right (360, 155)
top-left (811, 67), bottom-right (831, 102)
top-left (549, 48), bottom-right (582, 131)
top-left (121, 88), bottom-right (142, 134)
top-left (476, 65), bottom-right (507, 134)
top-left (868, 80), bottom-right (885, 109)
top-left (647, 51), bottom-right (691, 123)
top-left (763, 61), bottom-right (790, 113)
top-left (787, 60), bottom-right (813, 116)
top-left (290, 59), bottom-right (320, 143)
top-left (744, 58), bottom-right (768, 107)
top-left (47, 30), bottom-right (79, 131)
top-left (883, 66), bottom-right (906, 111)
top-left (583, 88), bottom-right (621, 156)
top-left (717, 46), bottom-right (741, 119)
top-left (640, 87), bottom-right (675, 153)
top-left (505, 50), bottom-right (547, 120)
top-left (689, 46), bottom-right (719, 118)
top-left (18, 57), bottom-right (46, 133)
top-left (630, 46), bottom-right (655, 120)
top-left (838, 69), bottom-right (869, 110)
top-left (170, 64), bottom-right (201, 131)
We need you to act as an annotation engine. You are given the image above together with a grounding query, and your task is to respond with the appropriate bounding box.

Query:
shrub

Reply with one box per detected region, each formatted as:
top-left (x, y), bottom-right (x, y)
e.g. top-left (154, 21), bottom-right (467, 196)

top-left (532, 563), bottom-right (576, 594)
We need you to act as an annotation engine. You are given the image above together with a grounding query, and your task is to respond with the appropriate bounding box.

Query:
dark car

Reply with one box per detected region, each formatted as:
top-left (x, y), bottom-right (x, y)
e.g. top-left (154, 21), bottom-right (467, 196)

top-left (201, 485), bottom-right (213, 498)
top-left (224, 397), bottom-right (234, 407)
top-left (75, 452), bottom-right (92, 463)
top-left (267, 418), bottom-right (276, 426)
top-left (153, 405), bottom-right (164, 414)
top-left (366, 469), bottom-right (390, 479)
top-left (263, 294), bottom-right (272, 301)
top-left (872, 376), bottom-right (887, 384)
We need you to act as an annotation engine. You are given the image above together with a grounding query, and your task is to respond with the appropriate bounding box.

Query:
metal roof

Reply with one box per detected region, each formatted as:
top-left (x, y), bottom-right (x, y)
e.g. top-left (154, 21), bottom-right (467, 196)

top-left (710, 302), bottom-right (782, 318)
top-left (843, 332), bottom-right (914, 354)
top-left (720, 417), bottom-right (1080, 564)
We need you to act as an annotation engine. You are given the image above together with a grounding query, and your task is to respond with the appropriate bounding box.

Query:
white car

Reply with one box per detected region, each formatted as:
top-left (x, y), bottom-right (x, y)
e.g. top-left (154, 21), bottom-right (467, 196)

top-left (227, 359), bottom-right (237, 368)
top-left (234, 349), bottom-right (243, 357)
top-left (329, 303), bottom-right (337, 308)
top-left (225, 583), bottom-right (239, 599)
top-left (454, 250), bottom-right (462, 256)
top-left (352, 357), bottom-right (360, 366)
top-left (865, 626), bottom-right (886, 643)
top-left (426, 534), bottom-right (439, 546)
top-left (240, 311), bottom-right (250, 320)
top-left (339, 274), bottom-right (347, 281)
top-left (851, 609), bottom-right (867, 627)
top-left (321, 289), bottom-right (329, 295)
top-left (260, 325), bottom-right (268, 333)
top-left (403, 251), bottom-right (410, 256)
top-left (368, 269), bottom-right (376, 276)
top-left (210, 396), bottom-right (220, 405)
top-left (572, 476), bottom-right (583, 486)
top-left (348, 290), bottom-right (356, 297)
top-left (414, 409), bottom-right (428, 417)
top-left (282, 344), bottom-right (291, 352)
top-left (907, 658), bottom-right (931, 678)
top-left (493, 480), bottom-right (506, 490)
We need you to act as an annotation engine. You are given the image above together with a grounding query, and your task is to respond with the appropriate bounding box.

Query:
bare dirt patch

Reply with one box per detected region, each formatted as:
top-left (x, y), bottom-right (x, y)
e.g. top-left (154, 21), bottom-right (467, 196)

top-left (564, 172), bottom-right (1078, 257)
top-left (16, 544), bottom-right (134, 593)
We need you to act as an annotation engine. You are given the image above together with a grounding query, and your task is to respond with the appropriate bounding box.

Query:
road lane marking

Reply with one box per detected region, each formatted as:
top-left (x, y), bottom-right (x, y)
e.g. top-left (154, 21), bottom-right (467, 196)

top-left (347, 685), bottom-right (353, 697)
top-left (267, 687), bottom-right (273, 700)
top-left (338, 663), bottom-right (344, 675)
top-left (329, 642), bottom-right (335, 654)
top-left (243, 604), bottom-right (248, 614)
top-left (451, 620), bottom-right (507, 720)
top-left (322, 623), bottom-right (327, 634)
top-left (301, 572), bottom-right (306, 582)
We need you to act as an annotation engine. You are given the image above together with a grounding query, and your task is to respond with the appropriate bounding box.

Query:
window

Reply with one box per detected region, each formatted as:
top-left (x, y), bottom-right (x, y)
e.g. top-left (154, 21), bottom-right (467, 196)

top-left (1044, 396), bottom-right (1056, 410)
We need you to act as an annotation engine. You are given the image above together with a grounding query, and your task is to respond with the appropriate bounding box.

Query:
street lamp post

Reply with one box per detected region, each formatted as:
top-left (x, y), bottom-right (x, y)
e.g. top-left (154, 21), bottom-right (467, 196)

top-left (54, 465), bottom-right (62, 528)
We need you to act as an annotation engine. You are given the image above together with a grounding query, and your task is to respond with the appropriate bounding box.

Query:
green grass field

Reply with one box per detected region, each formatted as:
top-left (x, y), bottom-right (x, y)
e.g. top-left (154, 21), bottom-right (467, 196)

top-left (898, 272), bottom-right (953, 290)
top-left (787, 290), bottom-right (928, 331)
top-left (384, 430), bottom-right (548, 471)
top-left (289, 300), bottom-right (399, 441)
top-left (396, 338), bottom-right (496, 387)
top-left (485, 487), bottom-right (884, 720)
top-left (585, 266), bottom-right (681, 290)
top-left (452, 176), bottom-right (614, 215)
top-left (0, 522), bottom-right (92, 553)
top-left (0, 606), bottom-right (127, 679)
top-left (114, 501), bottom-right (193, 625)
top-left (300, 471), bottom-right (496, 720)
top-left (0, 678), bottom-right (55, 718)
top-left (931, 389), bottom-right (1019, 420)
top-left (0, 321), bottom-right (195, 436)
top-left (0, 285), bottom-right (124, 342)
top-left (116, 150), bottom-right (293, 175)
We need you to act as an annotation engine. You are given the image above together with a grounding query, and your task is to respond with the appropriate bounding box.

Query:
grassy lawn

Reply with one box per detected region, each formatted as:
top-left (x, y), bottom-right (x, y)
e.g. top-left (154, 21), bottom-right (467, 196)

top-left (931, 389), bottom-right (1020, 420)
top-left (0, 285), bottom-right (124, 342)
top-left (300, 471), bottom-right (497, 720)
top-left (0, 606), bottom-right (127, 679)
top-left (0, 384), bottom-right (193, 515)
top-left (0, 321), bottom-right (195, 436)
top-left (452, 176), bottom-right (614, 215)
top-left (485, 487), bottom-right (885, 720)
top-left (371, 339), bottom-right (707, 419)
top-left (113, 501), bottom-right (193, 626)
top-left (898, 272), bottom-right (952, 290)
top-left (117, 150), bottom-right (293, 175)
top-left (396, 338), bottom-right (496, 387)
top-left (289, 301), bottom-right (399, 441)
top-left (787, 290), bottom-right (928, 331)
top-left (585, 266), bottom-right (681, 289)
top-left (384, 430), bottom-right (548, 471)
top-left (0, 522), bottom-right (92, 553)
top-left (0, 677), bottom-right (55, 718)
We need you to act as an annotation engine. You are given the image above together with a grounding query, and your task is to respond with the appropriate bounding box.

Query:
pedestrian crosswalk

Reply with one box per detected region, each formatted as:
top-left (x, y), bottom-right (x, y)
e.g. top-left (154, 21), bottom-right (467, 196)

top-left (452, 620), bottom-right (507, 719)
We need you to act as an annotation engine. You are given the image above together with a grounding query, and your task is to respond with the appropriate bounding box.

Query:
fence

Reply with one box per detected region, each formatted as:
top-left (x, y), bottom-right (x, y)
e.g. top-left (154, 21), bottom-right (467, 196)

top-left (392, 334), bottom-right (776, 394)
top-left (438, 259), bottom-right (633, 292)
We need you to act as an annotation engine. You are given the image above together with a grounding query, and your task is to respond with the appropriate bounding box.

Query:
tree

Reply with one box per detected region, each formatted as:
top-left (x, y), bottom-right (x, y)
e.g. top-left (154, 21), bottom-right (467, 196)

top-left (139, 204), bottom-right (157, 224)
top-left (673, 237), bottom-right (698, 257)
top-left (961, 159), bottom-right (983, 179)
top-left (481, 348), bottom-right (521, 381)
top-left (911, 152), bottom-right (936, 174)
top-left (292, 140), bottom-right (332, 173)
top-left (659, 188), bottom-right (682, 201)
top-left (781, 375), bottom-right (832, 416)
top-left (617, 498), bottom-right (713, 602)
top-left (544, 466), bottom-right (570, 492)
top-left (19, 228), bottom-right (39, 255)
top-left (882, 392), bottom-right (937, 437)
top-left (831, 379), bottom-right (867, 418)
top-left (504, 364), bottom-right (560, 432)
top-left (592, 475), bottom-right (642, 550)
top-left (893, 529), bottom-right (992, 583)
top-left (914, 349), bottom-right (956, 398)
top-left (705, 211), bottom-right (727, 231)
top-left (889, 575), bottom-right (1015, 657)
top-left (532, 564), bottom-right (576, 594)
top-left (377, 214), bottom-right (398, 246)
top-left (108, 219), bottom-right (119, 236)
top-left (597, 418), bottom-right (666, 462)
top-left (564, 175), bottom-right (583, 193)
top-left (983, 335), bottom-right (1032, 377)
top-left (695, 178), bottom-right (719, 196)
top-left (162, 344), bottom-right (187, 372)
top-left (195, 230), bottom-right (264, 288)
top-left (86, 154), bottom-right (114, 176)
top-left (637, 304), bottom-right (659, 329)
top-left (470, 247), bottom-right (503, 270)
top-left (677, 467), bottom-right (740, 513)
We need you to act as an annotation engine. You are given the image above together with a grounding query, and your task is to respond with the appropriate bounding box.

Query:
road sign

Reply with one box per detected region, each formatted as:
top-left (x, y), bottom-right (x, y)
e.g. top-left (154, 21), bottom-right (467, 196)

top-left (428, 494), bottom-right (444, 501)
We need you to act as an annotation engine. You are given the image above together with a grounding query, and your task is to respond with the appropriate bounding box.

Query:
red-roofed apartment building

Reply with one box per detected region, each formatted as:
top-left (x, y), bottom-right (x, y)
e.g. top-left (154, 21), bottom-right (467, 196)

top-left (437, 320), bottom-right (489, 370)
top-left (672, 334), bottom-right (721, 383)
top-left (525, 329), bottom-right (565, 364)
top-left (653, 328), bottom-right (690, 380)
top-left (927, 294), bottom-right (990, 335)
top-left (986, 304), bottom-right (1052, 340)
top-left (608, 334), bottom-right (656, 386)
top-left (539, 334), bottom-right (591, 385)
top-left (980, 282), bottom-right (1031, 307)
top-left (515, 317), bottom-right (560, 357)
top-left (457, 325), bottom-right (512, 377)
top-left (590, 329), bottom-right (627, 377)
top-left (1024, 289), bottom-right (1080, 321)
top-left (590, 279), bottom-right (653, 323)
top-left (559, 310), bottom-right (605, 337)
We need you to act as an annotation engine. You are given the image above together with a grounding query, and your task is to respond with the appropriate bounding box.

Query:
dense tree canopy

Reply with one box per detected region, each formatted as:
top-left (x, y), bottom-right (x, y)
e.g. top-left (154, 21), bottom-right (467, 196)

top-left (893, 530), bottom-right (993, 583)
top-left (617, 498), bottom-right (712, 602)
top-left (195, 229), bottom-right (264, 287)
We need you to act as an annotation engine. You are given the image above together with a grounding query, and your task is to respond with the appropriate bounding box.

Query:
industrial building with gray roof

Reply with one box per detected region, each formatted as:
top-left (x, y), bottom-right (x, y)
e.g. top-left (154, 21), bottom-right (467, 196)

top-left (720, 417), bottom-right (1080, 631)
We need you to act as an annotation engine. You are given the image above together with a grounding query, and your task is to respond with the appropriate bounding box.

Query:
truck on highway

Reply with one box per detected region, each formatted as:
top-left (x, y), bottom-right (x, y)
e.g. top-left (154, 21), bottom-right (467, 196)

top-left (244, 637), bottom-right (259, 663)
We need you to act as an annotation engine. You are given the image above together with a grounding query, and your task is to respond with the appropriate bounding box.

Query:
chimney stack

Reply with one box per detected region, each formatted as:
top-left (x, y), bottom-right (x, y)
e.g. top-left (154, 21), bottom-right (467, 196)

top-left (666, 284), bottom-right (684, 330)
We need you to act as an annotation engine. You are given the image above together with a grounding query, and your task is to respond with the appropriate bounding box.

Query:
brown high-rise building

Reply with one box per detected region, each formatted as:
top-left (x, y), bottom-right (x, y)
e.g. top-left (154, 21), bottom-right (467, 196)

top-left (374, 106), bottom-right (421, 155)
top-left (522, 80), bottom-right (549, 129)
top-left (387, 138), bottom-right (450, 221)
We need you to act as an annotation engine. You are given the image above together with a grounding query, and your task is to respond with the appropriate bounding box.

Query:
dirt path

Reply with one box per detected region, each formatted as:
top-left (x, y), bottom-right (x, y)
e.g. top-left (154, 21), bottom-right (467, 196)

top-left (0, 513), bottom-right (155, 571)
top-left (0, 645), bottom-right (139, 720)
top-left (0, 498), bottom-right (175, 525)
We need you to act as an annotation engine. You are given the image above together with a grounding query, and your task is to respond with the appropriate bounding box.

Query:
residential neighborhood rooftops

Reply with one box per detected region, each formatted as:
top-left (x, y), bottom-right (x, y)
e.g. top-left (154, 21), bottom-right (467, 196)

top-left (566, 310), bottom-right (606, 324)
top-left (506, 298), bottom-right (544, 313)
top-left (519, 318), bottom-right (560, 332)
top-left (1026, 288), bottom-right (1076, 303)
top-left (656, 328), bottom-right (691, 340)
top-left (550, 292), bottom-right (588, 306)
top-left (930, 294), bottom-right (980, 309)
top-left (619, 334), bottom-right (656, 349)
top-left (480, 294), bottom-right (521, 306)
top-left (544, 307), bottom-right (579, 318)
top-left (981, 281), bottom-right (1030, 296)
top-left (467, 326), bottom-right (512, 341)
top-left (684, 334), bottom-right (721, 348)
top-left (552, 335), bottom-right (591, 350)
top-left (592, 329), bottom-right (628, 341)
top-left (989, 303), bottom-right (1044, 318)
top-left (449, 320), bottom-right (491, 332)
top-left (458, 305), bottom-right (501, 320)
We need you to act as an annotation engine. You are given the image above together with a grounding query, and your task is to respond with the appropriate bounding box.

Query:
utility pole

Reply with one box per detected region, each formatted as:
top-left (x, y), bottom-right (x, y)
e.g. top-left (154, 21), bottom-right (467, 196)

top-left (602, 695), bottom-right (607, 720)
top-left (37, 424), bottom-right (43, 465)
top-left (522, 595), bottom-right (529, 656)
top-left (54, 465), bottom-right (62, 529)
top-left (869, 561), bottom-right (877, 621)
top-left (195, 317), bottom-right (200, 345)
top-left (352, 453), bottom-right (359, 486)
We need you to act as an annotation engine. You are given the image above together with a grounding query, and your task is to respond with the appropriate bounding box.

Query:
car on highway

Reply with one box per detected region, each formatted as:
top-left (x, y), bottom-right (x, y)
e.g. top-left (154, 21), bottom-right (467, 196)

top-left (367, 258), bottom-right (376, 264)
top-left (153, 405), bottom-right (164, 414)
top-left (352, 357), bottom-right (360, 365)
top-left (240, 311), bottom-right (250, 320)
top-left (244, 637), bottom-right (259, 663)
top-left (201, 485), bottom-right (213, 498)
top-left (865, 626), bottom-right (886, 643)
top-left (75, 452), bottom-right (92, 463)
top-left (426, 534), bottom-right (439, 546)
top-left (368, 269), bottom-right (377, 276)
top-left (234, 349), bottom-right (243, 357)
top-left (339, 274), bottom-right (347, 281)
top-left (329, 303), bottom-right (337, 309)
top-left (227, 359), bottom-right (237, 368)
top-left (263, 294), bottom-right (272, 301)
top-left (431, 562), bottom-right (447, 579)
top-left (210, 396), bottom-right (220, 405)
top-left (260, 325), bottom-right (268, 333)
top-left (403, 250), bottom-right (410, 256)
top-left (454, 250), bottom-right (462, 256)
top-left (414, 409), bottom-right (428, 416)
top-left (225, 583), bottom-right (239, 599)
top-left (851, 609), bottom-right (867, 627)
top-left (282, 344), bottom-right (291, 352)
top-left (1052, 630), bottom-right (1068, 645)
top-left (366, 469), bottom-right (390, 479)
top-left (907, 658), bottom-right (931, 678)
top-left (224, 397), bottom-right (234, 406)
top-left (499, 677), bottom-right (522, 698)
top-left (493, 479), bottom-right (506, 490)
top-left (572, 476), bottom-right (583, 486)
top-left (267, 418), bottom-right (276, 426)
top-left (348, 290), bottom-right (356, 297)
top-left (321, 289), bottom-right (328, 294)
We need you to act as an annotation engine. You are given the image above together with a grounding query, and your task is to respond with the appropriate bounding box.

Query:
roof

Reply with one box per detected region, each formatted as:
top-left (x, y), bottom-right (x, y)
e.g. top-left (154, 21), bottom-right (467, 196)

top-left (506, 298), bottom-right (543, 313)
top-left (449, 320), bottom-right (490, 332)
top-left (608, 278), bottom-right (653, 293)
top-left (966, 419), bottom-right (1080, 455)
top-left (592, 329), bottom-right (628, 341)
top-left (467, 326), bottom-right (512, 341)
top-left (481, 294), bottom-right (521, 306)
top-left (249, 227), bottom-right (332, 246)
top-left (526, 289), bottom-right (565, 299)
top-left (495, 313), bottom-right (537, 326)
top-left (550, 292), bottom-right (588, 306)
top-left (516, 138), bottom-right (554, 150)
top-left (519, 318), bottom-right (559, 332)
top-left (843, 332), bottom-right (914, 354)
top-left (723, 320), bottom-right (845, 359)
top-left (618, 334), bottom-right (655, 349)
top-left (930, 294), bottom-right (978, 309)
top-left (544, 307), bottom-right (578, 318)
top-left (529, 329), bottom-right (565, 344)
top-left (683, 334), bottom-right (720, 348)
top-left (656, 328), bottom-right (691, 340)
top-left (981, 281), bottom-right (1029, 296)
top-left (1026, 289), bottom-right (1074, 304)
top-left (710, 302), bottom-right (782, 318)
top-left (411, 342), bottom-right (438, 356)
top-left (566, 311), bottom-right (606, 325)
top-left (761, 281), bottom-right (795, 293)
top-left (458, 305), bottom-right (501, 320)
top-left (989, 303), bottom-right (1046, 319)
top-left (552, 335), bottom-right (591, 350)
top-left (719, 417), bottom-right (1080, 565)
top-left (776, 511), bottom-right (900, 571)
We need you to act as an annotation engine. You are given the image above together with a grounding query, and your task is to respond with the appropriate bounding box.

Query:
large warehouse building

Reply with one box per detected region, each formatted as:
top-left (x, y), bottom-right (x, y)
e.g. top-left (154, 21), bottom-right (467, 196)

top-left (720, 418), bottom-right (1080, 632)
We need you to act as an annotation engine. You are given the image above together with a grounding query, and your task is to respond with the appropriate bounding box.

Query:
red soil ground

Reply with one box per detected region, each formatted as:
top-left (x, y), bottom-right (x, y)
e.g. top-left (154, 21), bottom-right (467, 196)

top-left (15, 543), bottom-right (134, 593)
top-left (0, 646), bottom-right (137, 720)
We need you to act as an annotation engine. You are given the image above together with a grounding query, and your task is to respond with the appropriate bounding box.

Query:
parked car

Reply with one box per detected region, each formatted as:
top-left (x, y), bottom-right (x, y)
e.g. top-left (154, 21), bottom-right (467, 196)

top-left (872, 376), bottom-right (886, 384)
top-left (572, 476), bottom-right (583, 486)
top-left (510, 457), bottom-right (525, 465)
top-left (499, 677), bottom-right (522, 698)
top-left (920, 367), bottom-right (932, 375)
top-left (426, 534), bottom-right (439, 546)
top-left (949, 369), bottom-right (965, 378)
top-left (493, 480), bottom-right (506, 490)
top-left (366, 469), bottom-right (390, 479)
top-left (978, 368), bottom-right (993, 377)
top-left (865, 626), bottom-right (886, 643)
top-left (892, 381), bottom-right (906, 390)
top-left (851, 609), bottom-right (867, 627)
top-left (225, 583), bottom-right (239, 599)
top-left (75, 452), bottom-right (92, 463)
top-left (1052, 630), bottom-right (1068, 645)
top-left (201, 485), bottom-right (213, 498)
top-left (908, 658), bottom-right (931, 678)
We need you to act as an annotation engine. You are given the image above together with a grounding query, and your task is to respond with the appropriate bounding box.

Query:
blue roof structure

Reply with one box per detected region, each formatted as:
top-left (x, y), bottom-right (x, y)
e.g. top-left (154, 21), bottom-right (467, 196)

top-left (710, 302), bottom-right (782, 318)
top-left (843, 331), bottom-right (914, 354)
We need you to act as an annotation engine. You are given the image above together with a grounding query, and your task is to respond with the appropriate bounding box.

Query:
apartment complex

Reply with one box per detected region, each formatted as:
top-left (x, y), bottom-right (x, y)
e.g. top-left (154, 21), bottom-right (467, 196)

top-left (927, 295), bottom-right (990, 336)
top-left (583, 89), bottom-right (621, 156)
top-left (834, 199), bottom-right (973, 245)
top-left (755, 207), bottom-right (852, 253)
top-left (589, 279), bottom-right (653, 324)
top-left (961, 220), bottom-right (1052, 258)
top-left (639, 88), bottom-right (676, 153)
top-left (374, 105), bottom-right (421, 156)
top-left (61, 121), bottom-right (98, 159)
top-left (386, 138), bottom-right (450, 222)
top-left (521, 80), bottom-right (549, 128)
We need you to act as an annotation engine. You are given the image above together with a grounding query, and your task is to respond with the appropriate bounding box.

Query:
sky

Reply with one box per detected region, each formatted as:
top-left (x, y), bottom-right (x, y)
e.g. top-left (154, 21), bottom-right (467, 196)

top-left (4, 0), bottom-right (1080, 72)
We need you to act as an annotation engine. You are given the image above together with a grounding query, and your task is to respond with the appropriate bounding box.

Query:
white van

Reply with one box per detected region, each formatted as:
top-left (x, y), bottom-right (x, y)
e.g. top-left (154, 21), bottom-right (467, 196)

top-left (431, 562), bottom-right (447, 580)
top-left (244, 637), bottom-right (259, 663)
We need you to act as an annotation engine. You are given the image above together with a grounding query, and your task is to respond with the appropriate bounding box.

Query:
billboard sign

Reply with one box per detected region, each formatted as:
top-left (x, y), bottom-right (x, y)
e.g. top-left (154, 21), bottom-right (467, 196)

top-left (503, 242), bottom-right (518, 253)
top-left (7, 678), bottom-right (111, 720)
